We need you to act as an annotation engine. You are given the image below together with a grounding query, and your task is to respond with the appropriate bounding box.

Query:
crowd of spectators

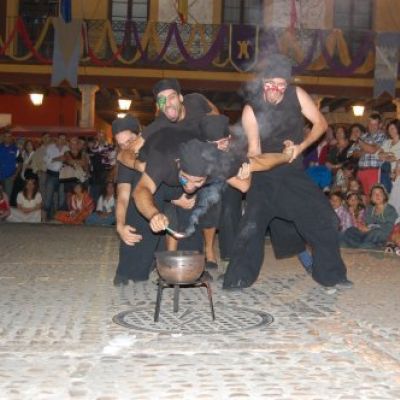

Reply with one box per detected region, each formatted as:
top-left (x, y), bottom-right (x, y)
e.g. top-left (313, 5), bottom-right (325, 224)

top-left (0, 130), bottom-right (116, 227)
top-left (303, 114), bottom-right (400, 255)
top-left (0, 112), bottom-right (399, 255)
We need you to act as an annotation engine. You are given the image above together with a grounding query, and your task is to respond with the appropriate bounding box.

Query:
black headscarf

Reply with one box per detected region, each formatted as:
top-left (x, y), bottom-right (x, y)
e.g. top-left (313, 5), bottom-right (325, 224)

top-left (111, 115), bottom-right (140, 136)
top-left (179, 139), bottom-right (219, 177)
top-left (259, 53), bottom-right (293, 81)
top-left (199, 115), bottom-right (230, 142)
top-left (152, 78), bottom-right (181, 98)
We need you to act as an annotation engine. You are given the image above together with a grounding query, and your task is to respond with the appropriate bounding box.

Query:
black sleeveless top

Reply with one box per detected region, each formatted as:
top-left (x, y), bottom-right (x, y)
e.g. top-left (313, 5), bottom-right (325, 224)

top-left (249, 85), bottom-right (304, 168)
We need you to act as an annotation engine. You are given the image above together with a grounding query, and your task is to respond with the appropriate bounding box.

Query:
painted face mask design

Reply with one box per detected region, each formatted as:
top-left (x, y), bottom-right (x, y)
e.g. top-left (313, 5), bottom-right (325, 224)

top-left (156, 96), bottom-right (167, 110)
top-left (179, 175), bottom-right (188, 186)
top-left (263, 81), bottom-right (287, 97)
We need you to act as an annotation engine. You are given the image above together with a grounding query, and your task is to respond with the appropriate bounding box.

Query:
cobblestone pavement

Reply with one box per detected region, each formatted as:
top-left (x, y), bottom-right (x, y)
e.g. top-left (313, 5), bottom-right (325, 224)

top-left (1, 224), bottom-right (400, 400)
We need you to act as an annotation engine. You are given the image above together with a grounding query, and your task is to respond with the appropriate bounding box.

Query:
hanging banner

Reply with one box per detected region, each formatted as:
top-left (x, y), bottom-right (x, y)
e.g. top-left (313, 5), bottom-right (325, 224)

top-left (374, 32), bottom-right (400, 98)
top-left (51, 18), bottom-right (82, 87)
top-left (60, 0), bottom-right (72, 23)
top-left (230, 25), bottom-right (258, 71)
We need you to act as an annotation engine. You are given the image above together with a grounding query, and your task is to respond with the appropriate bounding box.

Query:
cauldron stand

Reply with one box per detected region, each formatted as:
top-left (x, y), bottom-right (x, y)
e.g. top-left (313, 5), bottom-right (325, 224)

top-left (154, 273), bottom-right (215, 322)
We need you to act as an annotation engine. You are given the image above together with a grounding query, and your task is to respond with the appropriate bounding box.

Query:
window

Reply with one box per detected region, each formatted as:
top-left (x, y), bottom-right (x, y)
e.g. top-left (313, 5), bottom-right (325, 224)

top-left (110, 0), bottom-right (148, 22)
top-left (334, 0), bottom-right (372, 55)
top-left (19, 0), bottom-right (59, 19)
top-left (18, 0), bottom-right (58, 57)
top-left (223, 0), bottom-right (263, 24)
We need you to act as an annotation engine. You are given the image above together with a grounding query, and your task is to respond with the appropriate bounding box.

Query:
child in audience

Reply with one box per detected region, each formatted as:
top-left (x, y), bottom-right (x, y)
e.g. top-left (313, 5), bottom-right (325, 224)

top-left (341, 184), bottom-right (398, 249)
top-left (85, 182), bottom-right (116, 226)
top-left (334, 162), bottom-right (357, 194)
top-left (54, 182), bottom-right (94, 224)
top-left (348, 178), bottom-right (368, 205)
top-left (346, 191), bottom-right (366, 228)
top-left (329, 191), bottom-right (352, 232)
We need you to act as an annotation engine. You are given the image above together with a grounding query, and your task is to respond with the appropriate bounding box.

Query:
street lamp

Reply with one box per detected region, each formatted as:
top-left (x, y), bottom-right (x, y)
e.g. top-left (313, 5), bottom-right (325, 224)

top-left (30, 93), bottom-right (44, 106)
top-left (118, 98), bottom-right (132, 111)
top-left (352, 105), bottom-right (365, 117)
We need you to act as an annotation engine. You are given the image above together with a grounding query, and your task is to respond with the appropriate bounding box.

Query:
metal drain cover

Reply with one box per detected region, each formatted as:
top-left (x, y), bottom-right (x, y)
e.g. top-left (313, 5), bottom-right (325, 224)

top-left (113, 304), bottom-right (273, 334)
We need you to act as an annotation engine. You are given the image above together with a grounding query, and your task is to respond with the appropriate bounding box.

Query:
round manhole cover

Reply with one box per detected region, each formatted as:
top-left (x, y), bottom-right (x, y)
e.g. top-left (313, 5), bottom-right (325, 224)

top-left (113, 304), bottom-right (273, 334)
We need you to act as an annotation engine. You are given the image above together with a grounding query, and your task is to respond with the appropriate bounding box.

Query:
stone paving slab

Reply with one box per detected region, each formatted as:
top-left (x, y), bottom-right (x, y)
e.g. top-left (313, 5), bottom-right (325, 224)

top-left (0, 224), bottom-right (399, 399)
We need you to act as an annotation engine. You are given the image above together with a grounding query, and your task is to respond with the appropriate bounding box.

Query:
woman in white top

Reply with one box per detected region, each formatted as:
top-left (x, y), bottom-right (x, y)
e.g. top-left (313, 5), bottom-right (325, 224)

top-left (379, 120), bottom-right (400, 168)
top-left (381, 120), bottom-right (400, 219)
top-left (85, 182), bottom-right (116, 226)
top-left (7, 178), bottom-right (42, 223)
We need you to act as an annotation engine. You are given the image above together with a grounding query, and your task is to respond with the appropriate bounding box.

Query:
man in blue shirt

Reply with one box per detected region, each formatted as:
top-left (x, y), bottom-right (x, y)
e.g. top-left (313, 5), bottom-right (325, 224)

top-left (0, 132), bottom-right (18, 198)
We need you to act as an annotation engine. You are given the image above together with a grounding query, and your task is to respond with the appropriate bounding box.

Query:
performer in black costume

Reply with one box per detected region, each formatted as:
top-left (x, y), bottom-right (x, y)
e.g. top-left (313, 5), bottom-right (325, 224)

top-left (118, 78), bottom-right (222, 268)
top-left (223, 54), bottom-right (352, 290)
top-left (113, 115), bottom-right (180, 285)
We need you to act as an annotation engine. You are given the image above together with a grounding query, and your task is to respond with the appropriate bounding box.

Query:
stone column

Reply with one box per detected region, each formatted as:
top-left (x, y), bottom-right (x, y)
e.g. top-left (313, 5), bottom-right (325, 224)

top-left (78, 84), bottom-right (99, 128)
top-left (393, 98), bottom-right (400, 120)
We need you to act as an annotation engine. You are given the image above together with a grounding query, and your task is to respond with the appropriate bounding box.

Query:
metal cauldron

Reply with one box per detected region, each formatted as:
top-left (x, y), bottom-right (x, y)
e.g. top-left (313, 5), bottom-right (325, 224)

top-left (155, 251), bottom-right (205, 284)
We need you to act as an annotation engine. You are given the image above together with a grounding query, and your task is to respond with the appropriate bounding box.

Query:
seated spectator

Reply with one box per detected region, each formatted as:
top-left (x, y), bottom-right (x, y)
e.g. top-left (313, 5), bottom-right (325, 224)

top-left (326, 130), bottom-right (351, 174)
top-left (329, 191), bottom-right (352, 232)
top-left (334, 125), bottom-right (347, 141)
top-left (59, 136), bottom-right (89, 200)
top-left (346, 123), bottom-right (366, 170)
top-left (333, 161), bottom-right (357, 194)
top-left (378, 119), bottom-right (400, 194)
top-left (346, 191), bottom-right (366, 228)
top-left (325, 124), bottom-right (336, 147)
top-left (0, 181), bottom-right (11, 221)
top-left (54, 182), bottom-right (94, 225)
top-left (7, 178), bottom-right (42, 223)
top-left (385, 222), bottom-right (400, 255)
top-left (389, 159), bottom-right (400, 218)
top-left (341, 184), bottom-right (398, 249)
top-left (86, 182), bottom-right (116, 226)
top-left (303, 124), bottom-right (329, 169)
top-left (348, 178), bottom-right (368, 206)
top-left (304, 128), bottom-right (332, 191)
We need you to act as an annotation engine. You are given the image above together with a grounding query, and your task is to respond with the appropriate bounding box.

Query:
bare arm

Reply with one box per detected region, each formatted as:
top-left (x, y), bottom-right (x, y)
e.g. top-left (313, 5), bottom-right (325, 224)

top-left (249, 152), bottom-right (291, 172)
top-left (133, 173), bottom-right (158, 220)
top-left (117, 149), bottom-right (137, 170)
top-left (359, 140), bottom-right (381, 154)
top-left (242, 104), bottom-right (261, 156)
top-left (227, 175), bottom-right (251, 192)
top-left (133, 173), bottom-right (169, 232)
top-left (295, 86), bottom-right (328, 156)
top-left (116, 183), bottom-right (131, 231)
top-left (116, 183), bottom-right (142, 245)
top-left (206, 98), bottom-right (220, 115)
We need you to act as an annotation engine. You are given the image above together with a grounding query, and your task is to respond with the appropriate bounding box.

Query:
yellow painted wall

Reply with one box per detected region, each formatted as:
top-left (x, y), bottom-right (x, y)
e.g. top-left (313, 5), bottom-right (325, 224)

top-left (373, 0), bottom-right (400, 32)
top-left (212, 0), bottom-right (222, 24)
top-left (71, 0), bottom-right (108, 20)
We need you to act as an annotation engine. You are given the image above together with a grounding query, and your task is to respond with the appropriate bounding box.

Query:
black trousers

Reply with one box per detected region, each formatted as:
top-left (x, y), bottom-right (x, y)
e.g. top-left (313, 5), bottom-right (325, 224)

top-left (218, 185), bottom-right (243, 260)
top-left (115, 179), bottom-right (180, 281)
top-left (223, 166), bottom-right (347, 288)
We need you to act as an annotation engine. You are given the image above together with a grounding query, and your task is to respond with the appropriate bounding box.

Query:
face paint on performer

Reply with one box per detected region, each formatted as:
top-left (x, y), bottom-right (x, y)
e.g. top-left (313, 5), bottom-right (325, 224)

top-left (178, 171), bottom-right (207, 194)
top-left (156, 89), bottom-right (184, 122)
top-left (262, 78), bottom-right (288, 105)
